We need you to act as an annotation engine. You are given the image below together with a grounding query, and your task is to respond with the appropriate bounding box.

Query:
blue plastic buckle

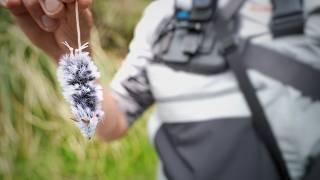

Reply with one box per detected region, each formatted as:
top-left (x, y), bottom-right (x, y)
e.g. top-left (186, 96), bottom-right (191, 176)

top-left (176, 10), bottom-right (190, 20)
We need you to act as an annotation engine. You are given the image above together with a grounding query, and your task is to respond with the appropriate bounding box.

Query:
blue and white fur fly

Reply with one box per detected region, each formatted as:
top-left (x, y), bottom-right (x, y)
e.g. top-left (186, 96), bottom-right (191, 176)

top-left (57, 1), bottom-right (103, 139)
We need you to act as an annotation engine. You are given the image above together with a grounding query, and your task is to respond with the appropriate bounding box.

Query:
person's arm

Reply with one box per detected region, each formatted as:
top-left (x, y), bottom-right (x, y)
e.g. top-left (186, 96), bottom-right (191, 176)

top-left (95, 88), bottom-right (128, 142)
top-left (96, 0), bottom-right (172, 141)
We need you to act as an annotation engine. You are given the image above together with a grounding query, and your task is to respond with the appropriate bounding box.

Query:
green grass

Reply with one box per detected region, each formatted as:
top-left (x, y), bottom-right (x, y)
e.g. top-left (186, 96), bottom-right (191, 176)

top-left (0, 1), bottom-right (157, 179)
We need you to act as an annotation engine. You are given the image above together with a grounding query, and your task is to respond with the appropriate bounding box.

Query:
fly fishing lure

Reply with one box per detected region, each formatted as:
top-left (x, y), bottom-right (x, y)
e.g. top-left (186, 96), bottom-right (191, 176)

top-left (57, 1), bottom-right (103, 139)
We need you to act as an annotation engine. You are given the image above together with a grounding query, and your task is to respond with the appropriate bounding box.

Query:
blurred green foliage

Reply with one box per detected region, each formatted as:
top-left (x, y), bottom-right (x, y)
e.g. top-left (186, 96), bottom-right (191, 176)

top-left (0, 1), bottom-right (157, 180)
top-left (92, 0), bottom-right (150, 53)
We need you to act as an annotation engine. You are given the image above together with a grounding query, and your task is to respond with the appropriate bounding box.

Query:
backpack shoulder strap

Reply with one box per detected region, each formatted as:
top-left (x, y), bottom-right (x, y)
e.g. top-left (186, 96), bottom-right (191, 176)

top-left (243, 42), bottom-right (320, 101)
top-left (217, 1), bottom-right (292, 180)
top-left (221, 41), bottom-right (292, 180)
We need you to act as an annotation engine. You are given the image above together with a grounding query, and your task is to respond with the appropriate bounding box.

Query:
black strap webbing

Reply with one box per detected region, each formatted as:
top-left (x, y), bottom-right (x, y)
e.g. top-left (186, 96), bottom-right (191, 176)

top-left (243, 42), bottom-right (320, 101)
top-left (270, 0), bottom-right (304, 38)
top-left (218, 1), bottom-right (291, 180)
top-left (303, 154), bottom-right (320, 180)
top-left (223, 43), bottom-right (291, 180)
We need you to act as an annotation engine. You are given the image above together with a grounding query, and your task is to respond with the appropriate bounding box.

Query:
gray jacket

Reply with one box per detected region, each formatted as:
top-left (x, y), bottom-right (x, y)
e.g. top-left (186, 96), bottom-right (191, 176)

top-left (110, 0), bottom-right (320, 179)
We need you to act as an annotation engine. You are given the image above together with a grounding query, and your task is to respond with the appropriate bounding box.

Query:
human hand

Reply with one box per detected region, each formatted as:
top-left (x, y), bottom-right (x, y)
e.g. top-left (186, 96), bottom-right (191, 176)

top-left (3, 0), bottom-right (93, 62)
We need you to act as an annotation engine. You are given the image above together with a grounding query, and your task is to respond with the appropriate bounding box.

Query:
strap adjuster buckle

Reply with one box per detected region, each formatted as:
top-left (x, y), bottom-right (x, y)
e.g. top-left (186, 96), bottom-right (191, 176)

top-left (270, 10), bottom-right (304, 38)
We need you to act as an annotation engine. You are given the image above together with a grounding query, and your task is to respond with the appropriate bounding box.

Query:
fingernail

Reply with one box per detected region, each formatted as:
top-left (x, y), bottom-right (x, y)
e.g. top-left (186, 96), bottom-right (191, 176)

top-left (41, 15), bottom-right (57, 28)
top-left (44, 0), bottom-right (61, 13)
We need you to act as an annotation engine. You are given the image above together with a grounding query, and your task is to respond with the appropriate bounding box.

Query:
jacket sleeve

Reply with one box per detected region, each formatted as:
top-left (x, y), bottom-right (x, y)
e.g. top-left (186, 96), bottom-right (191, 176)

top-left (109, 0), bottom-right (174, 125)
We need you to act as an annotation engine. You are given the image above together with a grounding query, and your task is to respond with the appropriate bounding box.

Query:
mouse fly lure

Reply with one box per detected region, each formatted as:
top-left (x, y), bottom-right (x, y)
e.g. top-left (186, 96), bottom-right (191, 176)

top-left (57, 0), bottom-right (103, 139)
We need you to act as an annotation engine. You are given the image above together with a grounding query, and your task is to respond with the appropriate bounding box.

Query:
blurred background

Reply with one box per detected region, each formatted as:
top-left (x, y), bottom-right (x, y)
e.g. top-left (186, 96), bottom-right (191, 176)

top-left (0, 0), bottom-right (158, 179)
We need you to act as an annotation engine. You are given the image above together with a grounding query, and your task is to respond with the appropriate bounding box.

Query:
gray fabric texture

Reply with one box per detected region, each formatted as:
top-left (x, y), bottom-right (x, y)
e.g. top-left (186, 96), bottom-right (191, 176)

top-left (109, 0), bottom-right (320, 179)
